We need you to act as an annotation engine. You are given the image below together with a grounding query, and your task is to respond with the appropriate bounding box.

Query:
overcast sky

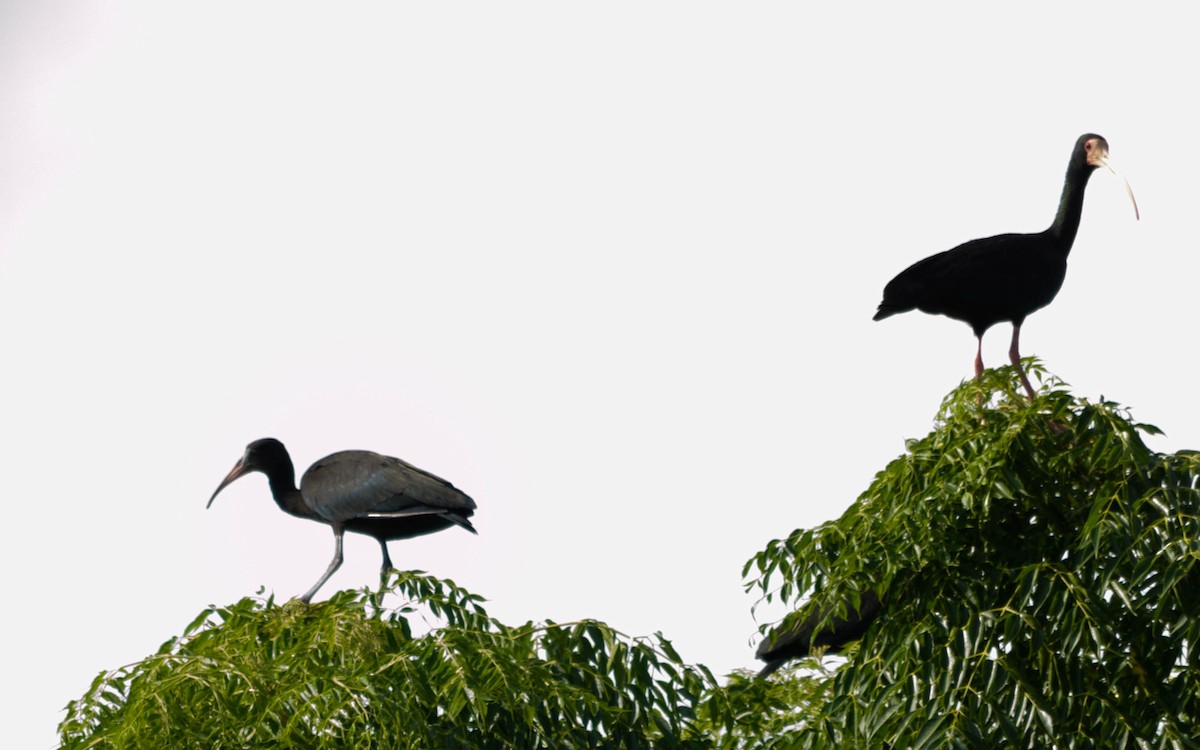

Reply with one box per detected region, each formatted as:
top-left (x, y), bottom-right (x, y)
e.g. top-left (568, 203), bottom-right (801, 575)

top-left (4, 3), bottom-right (1196, 746)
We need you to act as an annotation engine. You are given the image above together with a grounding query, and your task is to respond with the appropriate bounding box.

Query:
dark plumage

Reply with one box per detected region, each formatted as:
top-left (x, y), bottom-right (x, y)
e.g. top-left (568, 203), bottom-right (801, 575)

top-left (208, 438), bottom-right (477, 602)
top-left (755, 589), bottom-right (882, 677)
top-left (874, 133), bottom-right (1138, 400)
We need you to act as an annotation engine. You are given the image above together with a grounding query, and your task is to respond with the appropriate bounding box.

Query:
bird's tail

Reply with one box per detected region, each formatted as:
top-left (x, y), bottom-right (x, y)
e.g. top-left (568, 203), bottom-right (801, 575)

top-left (756, 657), bottom-right (787, 678)
top-left (872, 301), bottom-right (909, 321)
top-left (445, 512), bottom-right (478, 535)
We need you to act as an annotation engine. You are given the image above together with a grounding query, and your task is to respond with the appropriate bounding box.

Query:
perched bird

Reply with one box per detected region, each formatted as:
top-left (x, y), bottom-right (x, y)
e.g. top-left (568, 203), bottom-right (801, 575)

top-left (756, 589), bottom-right (882, 677)
top-left (208, 438), bottom-right (477, 603)
top-left (873, 133), bottom-right (1138, 400)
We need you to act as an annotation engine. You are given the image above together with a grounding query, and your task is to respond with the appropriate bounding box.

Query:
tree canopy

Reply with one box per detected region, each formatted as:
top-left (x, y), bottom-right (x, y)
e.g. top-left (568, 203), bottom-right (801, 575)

top-left (60, 366), bottom-right (1200, 748)
top-left (747, 365), bottom-right (1200, 748)
top-left (59, 572), bottom-right (726, 749)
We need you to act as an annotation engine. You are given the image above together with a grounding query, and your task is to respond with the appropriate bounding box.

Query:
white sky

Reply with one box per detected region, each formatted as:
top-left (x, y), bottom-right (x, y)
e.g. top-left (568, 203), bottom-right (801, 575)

top-left (4, 4), bottom-right (1196, 746)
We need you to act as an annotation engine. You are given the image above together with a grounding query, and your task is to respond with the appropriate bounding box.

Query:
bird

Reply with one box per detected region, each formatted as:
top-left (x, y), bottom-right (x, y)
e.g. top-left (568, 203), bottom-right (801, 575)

top-left (755, 589), bottom-right (882, 677)
top-left (207, 438), bottom-right (477, 603)
top-left (873, 133), bottom-right (1139, 401)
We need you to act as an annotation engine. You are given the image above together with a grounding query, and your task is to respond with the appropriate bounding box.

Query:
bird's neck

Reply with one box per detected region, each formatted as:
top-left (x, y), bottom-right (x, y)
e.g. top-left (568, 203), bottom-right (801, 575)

top-left (1047, 165), bottom-right (1095, 254)
top-left (265, 469), bottom-right (311, 519)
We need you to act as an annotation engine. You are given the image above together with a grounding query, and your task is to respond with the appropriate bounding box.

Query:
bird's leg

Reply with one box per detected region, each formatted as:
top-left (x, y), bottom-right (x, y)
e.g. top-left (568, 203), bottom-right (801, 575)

top-left (378, 540), bottom-right (395, 588)
top-left (1009, 324), bottom-right (1037, 401)
top-left (971, 335), bottom-right (988, 407)
top-left (299, 525), bottom-right (345, 603)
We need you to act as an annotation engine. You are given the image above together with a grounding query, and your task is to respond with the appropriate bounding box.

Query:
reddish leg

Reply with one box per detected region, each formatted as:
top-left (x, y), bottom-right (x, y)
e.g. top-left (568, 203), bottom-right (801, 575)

top-left (1009, 324), bottom-right (1037, 401)
top-left (974, 335), bottom-right (985, 378)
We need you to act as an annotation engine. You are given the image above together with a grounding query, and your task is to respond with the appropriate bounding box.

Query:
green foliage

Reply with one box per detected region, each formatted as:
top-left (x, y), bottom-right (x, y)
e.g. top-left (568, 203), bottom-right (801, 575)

top-left (746, 364), bottom-right (1200, 748)
top-left (692, 667), bottom-right (834, 750)
top-left (60, 365), bottom-right (1200, 748)
top-left (58, 572), bottom-right (717, 749)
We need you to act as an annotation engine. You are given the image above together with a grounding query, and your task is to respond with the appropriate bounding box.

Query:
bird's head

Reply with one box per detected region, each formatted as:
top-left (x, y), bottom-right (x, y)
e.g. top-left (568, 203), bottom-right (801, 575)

top-left (207, 437), bottom-right (291, 508)
top-left (1079, 133), bottom-right (1111, 170)
top-left (1077, 133), bottom-right (1139, 220)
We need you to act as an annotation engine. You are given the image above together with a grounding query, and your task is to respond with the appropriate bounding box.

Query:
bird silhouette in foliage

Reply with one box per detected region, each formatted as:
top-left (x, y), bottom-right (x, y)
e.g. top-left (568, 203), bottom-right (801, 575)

top-left (756, 589), bottom-right (883, 677)
top-left (873, 133), bottom-right (1138, 400)
top-left (208, 438), bottom-right (477, 603)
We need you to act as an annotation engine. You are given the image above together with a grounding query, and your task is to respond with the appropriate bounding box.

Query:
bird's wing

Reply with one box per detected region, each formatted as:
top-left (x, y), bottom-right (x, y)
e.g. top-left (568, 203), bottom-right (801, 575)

top-left (361, 505), bottom-right (478, 534)
top-left (301, 450), bottom-right (476, 523)
top-left (880, 233), bottom-right (1051, 317)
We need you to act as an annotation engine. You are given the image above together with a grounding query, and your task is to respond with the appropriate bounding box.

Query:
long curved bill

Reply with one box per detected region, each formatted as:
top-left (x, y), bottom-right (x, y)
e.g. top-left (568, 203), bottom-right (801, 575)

top-left (1119, 174), bottom-right (1140, 221)
top-left (1096, 153), bottom-right (1140, 221)
top-left (208, 459), bottom-right (250, 508)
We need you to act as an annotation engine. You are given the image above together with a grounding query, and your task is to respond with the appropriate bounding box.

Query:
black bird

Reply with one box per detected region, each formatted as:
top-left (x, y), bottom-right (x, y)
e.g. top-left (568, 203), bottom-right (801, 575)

top-left (756, 589), bottom-right (882, 677)
top-left (208, 438), bottom-right (477, 603)
top-left (874, 133), bottom-right (1138, 400)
